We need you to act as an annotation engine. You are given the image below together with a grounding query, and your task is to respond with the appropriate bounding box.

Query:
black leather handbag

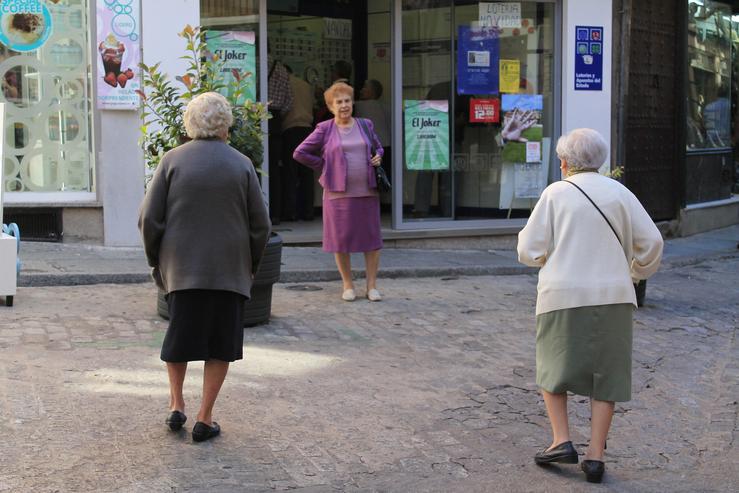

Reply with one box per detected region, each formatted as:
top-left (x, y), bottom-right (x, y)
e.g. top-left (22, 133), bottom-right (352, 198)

top-left (357, 118), bottom-right (391, 193)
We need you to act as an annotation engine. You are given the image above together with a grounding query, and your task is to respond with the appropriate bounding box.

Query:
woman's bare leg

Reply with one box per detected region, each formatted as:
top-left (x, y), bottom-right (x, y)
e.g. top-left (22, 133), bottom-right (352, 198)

top-left (334, 253), bottom-right (354, 290)
top-left (542, 389), bottom-right (570, 449)
top-left (588, 399), bottom-right (615, 460)
top-left (166, 362), bottom-right (187, 412)
top-left (197, 359), bottom-right (229, 425)
top-left (364, 249), bottom-right (381, 291)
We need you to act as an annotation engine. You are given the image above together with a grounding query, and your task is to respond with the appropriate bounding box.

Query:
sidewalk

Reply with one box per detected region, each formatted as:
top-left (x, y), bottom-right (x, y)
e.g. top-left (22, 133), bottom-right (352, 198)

top-left (15, 224), bottom-right (739, 287)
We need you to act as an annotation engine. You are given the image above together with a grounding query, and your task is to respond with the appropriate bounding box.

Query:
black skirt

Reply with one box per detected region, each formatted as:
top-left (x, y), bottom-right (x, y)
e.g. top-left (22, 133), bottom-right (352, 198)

top-left (161, 289), bottom-right (246, 363)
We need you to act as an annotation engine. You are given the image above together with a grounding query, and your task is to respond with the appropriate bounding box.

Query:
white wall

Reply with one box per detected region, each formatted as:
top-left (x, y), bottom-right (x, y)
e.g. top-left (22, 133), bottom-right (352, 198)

top-left (562, 0), bottom-right (613, 168)
top-left (141, 0), bottom-right (201, 84)
top-left (100, 0), bottom-right (200, 246)
top-left (100, 111), bottom-right (145, 246)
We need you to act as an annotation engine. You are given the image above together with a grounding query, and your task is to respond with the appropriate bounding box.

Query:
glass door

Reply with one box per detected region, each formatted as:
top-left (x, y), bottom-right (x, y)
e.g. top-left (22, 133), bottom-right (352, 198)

top-left (399, 1), bottom-right (454, 222)
top-left (395, 0), bottom-right (558, 228)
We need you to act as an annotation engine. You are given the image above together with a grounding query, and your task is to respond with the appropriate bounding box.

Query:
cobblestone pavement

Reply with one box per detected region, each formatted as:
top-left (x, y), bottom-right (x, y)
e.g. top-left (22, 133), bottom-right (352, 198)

top-left (0, 253), bottom-right (737, 493)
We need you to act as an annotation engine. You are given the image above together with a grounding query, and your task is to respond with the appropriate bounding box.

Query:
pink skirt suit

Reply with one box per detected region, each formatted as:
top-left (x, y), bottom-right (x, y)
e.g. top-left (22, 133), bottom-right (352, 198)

top-left (293, 118), bottom-right (384, 253)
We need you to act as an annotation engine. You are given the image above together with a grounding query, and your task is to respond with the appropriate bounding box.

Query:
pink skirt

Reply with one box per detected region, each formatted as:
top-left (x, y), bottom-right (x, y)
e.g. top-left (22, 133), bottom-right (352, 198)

top-left (322, 196), bottom-right (383, 253)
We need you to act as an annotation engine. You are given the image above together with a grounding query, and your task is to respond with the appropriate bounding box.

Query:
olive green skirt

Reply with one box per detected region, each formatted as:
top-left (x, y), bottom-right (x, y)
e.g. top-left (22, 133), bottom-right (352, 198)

top-left (536, 303), bottom-right (633, 402)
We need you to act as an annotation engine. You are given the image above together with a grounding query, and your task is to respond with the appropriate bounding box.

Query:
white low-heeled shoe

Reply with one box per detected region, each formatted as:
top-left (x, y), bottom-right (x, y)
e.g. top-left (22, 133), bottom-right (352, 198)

top-left (367, 289), bottom-right (382, 302)
top-left (342, 288), bottom-right (356, 301)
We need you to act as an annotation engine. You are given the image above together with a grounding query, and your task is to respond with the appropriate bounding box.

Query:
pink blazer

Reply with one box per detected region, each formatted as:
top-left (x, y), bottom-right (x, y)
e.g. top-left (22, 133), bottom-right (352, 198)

top-left (293, 118), bottom-right (384, 192)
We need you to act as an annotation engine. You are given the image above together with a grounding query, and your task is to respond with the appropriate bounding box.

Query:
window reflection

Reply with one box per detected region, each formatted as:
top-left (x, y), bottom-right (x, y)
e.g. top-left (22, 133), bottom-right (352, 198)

top-left (1, 0), bottom-right (93, 193)
top-left (687, 0), bottom-right (732, 150)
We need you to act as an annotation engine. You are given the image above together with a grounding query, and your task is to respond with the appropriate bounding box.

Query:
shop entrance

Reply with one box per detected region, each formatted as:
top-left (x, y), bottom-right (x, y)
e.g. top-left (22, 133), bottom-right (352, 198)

top-left (266, 0), bottom-right (392, 231)
top-left (397, 1), bottom-right (558, 227)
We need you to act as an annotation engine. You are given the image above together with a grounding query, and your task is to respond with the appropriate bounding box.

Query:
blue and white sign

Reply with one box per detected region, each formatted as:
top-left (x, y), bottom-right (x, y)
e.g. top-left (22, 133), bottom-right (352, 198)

top-left (457, 25), bottom-right (499, 96)
top-left (574, 25), bottom-right (603, 91)
top-left (0, 0), bottom-right (53, 52)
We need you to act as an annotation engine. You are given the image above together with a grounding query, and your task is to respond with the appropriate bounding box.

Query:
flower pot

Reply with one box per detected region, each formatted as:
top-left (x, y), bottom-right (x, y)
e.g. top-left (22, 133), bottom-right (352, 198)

top-left (157, 232), bottom-right (282, 327)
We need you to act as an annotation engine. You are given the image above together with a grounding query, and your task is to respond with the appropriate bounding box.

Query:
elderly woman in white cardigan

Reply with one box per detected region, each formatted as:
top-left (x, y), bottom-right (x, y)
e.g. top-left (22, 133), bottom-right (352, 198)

top-left (517, 128), bottom-right (663, 483)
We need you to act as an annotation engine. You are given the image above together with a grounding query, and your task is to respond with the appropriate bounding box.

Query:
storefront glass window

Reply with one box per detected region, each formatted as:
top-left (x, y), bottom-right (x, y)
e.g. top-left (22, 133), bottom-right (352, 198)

top-left (200, 1), bottom-right (260, 69)
top-left (687, 0), bottom-right (732, 150)
top-left (401, 0), bottom-right (556, 222)
top-left (1, 0), bottom-right (93, 193)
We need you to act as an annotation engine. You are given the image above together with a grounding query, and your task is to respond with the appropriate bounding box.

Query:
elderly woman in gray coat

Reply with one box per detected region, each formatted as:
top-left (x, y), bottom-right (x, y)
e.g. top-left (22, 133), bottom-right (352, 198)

top-left (139, 92), bottom-right (270, 442)
top-left (517, 128), bottom-right (663, 483)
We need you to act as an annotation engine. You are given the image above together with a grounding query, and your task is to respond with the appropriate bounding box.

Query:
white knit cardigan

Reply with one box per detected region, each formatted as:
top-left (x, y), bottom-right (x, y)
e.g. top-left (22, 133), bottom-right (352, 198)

top-left (517, 172), bottom-right (664, 315)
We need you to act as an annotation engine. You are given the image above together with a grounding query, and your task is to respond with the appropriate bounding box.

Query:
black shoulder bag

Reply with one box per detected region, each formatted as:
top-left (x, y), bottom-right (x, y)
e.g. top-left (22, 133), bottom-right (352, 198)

top-left (356, 118), bottom-right (391, 193)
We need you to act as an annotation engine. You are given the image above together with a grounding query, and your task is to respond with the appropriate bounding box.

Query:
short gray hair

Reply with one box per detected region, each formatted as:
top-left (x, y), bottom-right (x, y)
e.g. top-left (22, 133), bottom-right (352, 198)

top-left (184, 92), bottom-right (233, 139)
top-left (555, 128), bottom-right (608, 170)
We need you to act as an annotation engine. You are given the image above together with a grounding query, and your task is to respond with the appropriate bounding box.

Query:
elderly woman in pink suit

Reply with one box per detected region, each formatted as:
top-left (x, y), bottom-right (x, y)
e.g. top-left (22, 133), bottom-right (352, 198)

top-left (293, 82), bottom-right (384, 302)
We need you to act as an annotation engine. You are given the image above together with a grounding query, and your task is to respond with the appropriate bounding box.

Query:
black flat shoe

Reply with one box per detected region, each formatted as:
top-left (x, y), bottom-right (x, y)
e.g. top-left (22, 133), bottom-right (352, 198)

top-left (165, 410), bottom-right (187, 431)
top-left (192, 421), bottom-right (220, 442)
top-left (581, 460), bottom-right (605, 483)
top-left (534, 441), bottom-right (579, 465)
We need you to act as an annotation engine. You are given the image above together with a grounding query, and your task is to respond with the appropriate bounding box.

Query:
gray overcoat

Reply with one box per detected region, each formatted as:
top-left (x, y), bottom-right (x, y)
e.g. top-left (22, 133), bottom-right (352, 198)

top-left (138, 139), bottom-right (271, 298)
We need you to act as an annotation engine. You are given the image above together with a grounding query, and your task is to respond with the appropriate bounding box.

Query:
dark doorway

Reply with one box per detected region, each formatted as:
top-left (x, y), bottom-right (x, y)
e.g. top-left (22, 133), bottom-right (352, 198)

top-left (622, 0), bottom-right (681, 220)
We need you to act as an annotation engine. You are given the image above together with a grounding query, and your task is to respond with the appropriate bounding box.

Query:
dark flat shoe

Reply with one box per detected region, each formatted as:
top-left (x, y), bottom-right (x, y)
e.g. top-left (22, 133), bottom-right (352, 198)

top-left (192, 421), bottom-right (220, 442)
top-left (165, 410), bottom-right (187, 431)
top-left (534, 441), bottom-right (579, 465)
top-left (581, 460), bottom-right (605, 483)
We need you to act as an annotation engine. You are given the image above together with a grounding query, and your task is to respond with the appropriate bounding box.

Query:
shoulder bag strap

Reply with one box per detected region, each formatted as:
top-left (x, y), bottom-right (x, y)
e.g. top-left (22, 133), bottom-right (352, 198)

top-left (563, 179), bottom-right (623, 248)
top-left (355, 118), bottom-right (376, 155)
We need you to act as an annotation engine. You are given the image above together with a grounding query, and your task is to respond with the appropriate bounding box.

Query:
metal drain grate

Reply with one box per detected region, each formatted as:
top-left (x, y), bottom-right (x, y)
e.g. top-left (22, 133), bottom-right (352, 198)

top-left (2, 208), bottom-right (63, 242)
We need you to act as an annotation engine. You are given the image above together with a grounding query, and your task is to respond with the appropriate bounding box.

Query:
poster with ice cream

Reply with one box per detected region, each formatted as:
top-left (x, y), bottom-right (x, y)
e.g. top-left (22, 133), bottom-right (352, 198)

top-left (96, 0), bottom-right (140, 110)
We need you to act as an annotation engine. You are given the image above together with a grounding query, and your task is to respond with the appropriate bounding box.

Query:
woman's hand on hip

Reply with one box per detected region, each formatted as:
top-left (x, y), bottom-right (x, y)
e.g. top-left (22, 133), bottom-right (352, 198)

top-left (371, 154), bottom-right (382, 167)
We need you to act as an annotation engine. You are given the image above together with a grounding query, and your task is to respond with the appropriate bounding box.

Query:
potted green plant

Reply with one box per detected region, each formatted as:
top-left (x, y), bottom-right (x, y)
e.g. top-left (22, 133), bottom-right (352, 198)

top-left (138, 25), bottom-right (281, 326)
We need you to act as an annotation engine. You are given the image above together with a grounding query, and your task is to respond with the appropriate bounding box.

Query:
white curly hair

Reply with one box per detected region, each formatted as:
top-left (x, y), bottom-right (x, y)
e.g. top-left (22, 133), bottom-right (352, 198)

top-left (555, 128), bottom-right (609, 170)
top-left (183, 92), bottom-right (233, 139)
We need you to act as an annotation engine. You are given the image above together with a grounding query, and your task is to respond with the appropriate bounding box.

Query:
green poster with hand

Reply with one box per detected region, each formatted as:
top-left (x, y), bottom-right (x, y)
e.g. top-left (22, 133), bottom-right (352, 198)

top-left (206, 31), bottom-right (257, 105)
top-left (404, 100), bottom-right (450, 171)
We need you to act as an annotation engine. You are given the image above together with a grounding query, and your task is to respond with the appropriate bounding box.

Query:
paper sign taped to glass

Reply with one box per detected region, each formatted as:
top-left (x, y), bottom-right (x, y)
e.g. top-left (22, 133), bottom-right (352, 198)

top-left (500, 94), bottom-right (543, 164)
top-left (479, 2), bottom-right (522, 29)
top-left (470, 98), bottom-right (500, 123)
top-left (514, 163), bottom-right (544, 199)
top-left (404, 100), bottom-right (450, 171)
top-left (206, 31), bottom-right (257, 105)
top-left (499, 59), bottom-right (520, 93)
top-left (457, 25), bottom-right (499, 95)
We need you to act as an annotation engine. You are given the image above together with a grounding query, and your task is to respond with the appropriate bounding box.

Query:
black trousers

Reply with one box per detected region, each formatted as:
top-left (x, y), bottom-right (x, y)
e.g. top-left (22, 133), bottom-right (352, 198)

top-left (282, 126), bottom-right (315, 220)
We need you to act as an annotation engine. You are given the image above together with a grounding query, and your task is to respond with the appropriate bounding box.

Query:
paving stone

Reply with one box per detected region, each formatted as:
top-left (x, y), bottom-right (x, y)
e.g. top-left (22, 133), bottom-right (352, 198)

top-left (0, 254), bottom-right (737, 491)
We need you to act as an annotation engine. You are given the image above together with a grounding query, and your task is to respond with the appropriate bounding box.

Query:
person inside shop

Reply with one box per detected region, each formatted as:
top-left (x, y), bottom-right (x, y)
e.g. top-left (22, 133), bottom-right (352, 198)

top-left (517, 128), bottom-right (663, 483)
top-left (281, 65), bottom-right (316, 221)
top-left (702, 77), bottom-right (731, 148)
top-left (2, 70), bottom-right (20, 102)
top-left (354, 79), bottom-right (392, 186)
top-left (138, 92), bottom-right (271, 442)
top-left (314, 60), bottom-right (353, 124)
top-left (331, 60), bottom-right (352, 86)
top-left (293, 82), bottom-right (385, 302)
top-left (267, 49), bottom-right (294, 225)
